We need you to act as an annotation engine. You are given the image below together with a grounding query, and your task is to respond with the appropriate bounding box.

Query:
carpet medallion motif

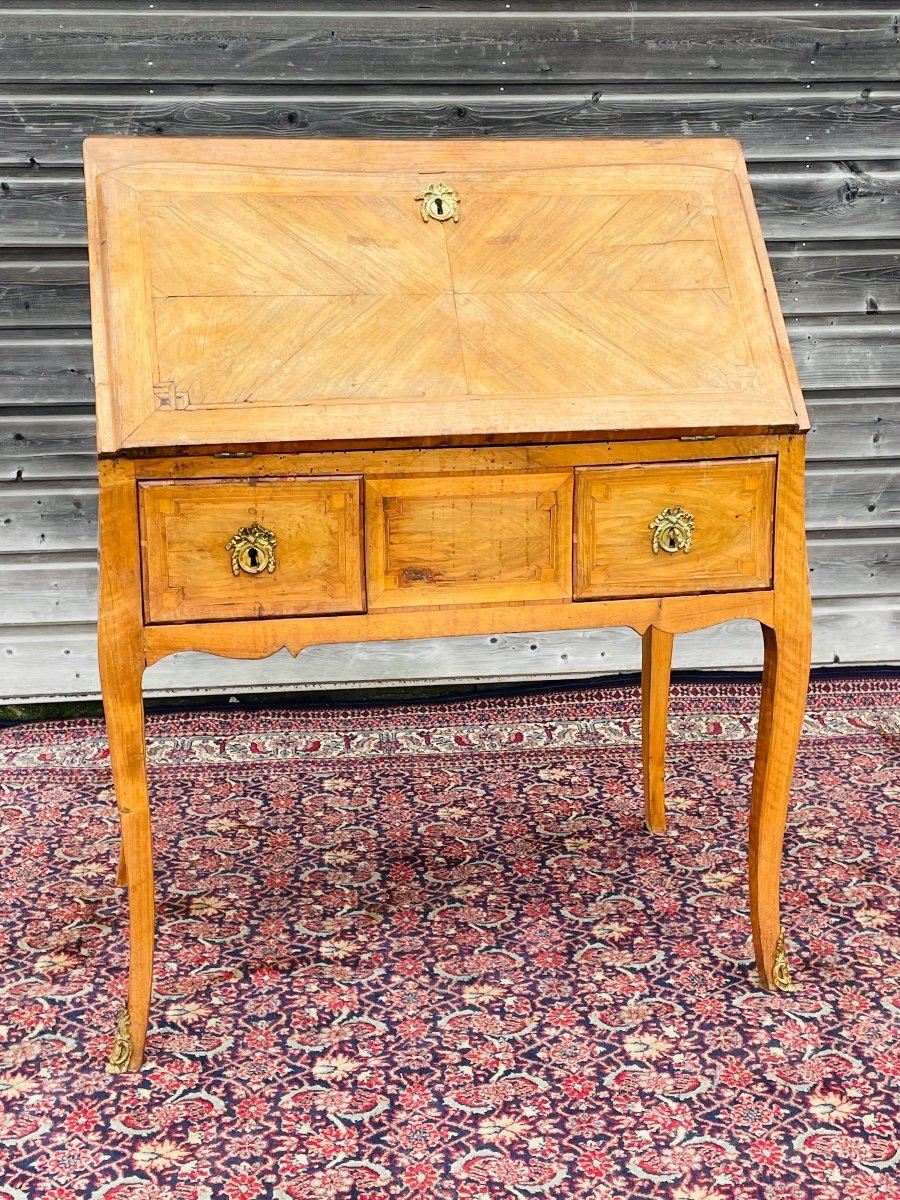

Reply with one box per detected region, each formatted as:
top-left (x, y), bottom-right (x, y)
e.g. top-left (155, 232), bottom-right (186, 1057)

top-left (0, 676), bottom-right (898, 1199)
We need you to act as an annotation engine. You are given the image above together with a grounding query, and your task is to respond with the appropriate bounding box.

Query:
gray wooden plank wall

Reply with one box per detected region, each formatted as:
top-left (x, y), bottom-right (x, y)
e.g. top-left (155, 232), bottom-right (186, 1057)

top-left (1, 1), bottom-right (899, 701)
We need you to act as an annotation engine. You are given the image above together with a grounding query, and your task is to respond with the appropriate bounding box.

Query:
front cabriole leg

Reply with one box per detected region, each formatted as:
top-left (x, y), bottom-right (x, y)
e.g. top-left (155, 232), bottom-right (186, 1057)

top-left (98, 460), bottom-right (155, 1072)
top-left (749, 436), bottom-right (812, 991)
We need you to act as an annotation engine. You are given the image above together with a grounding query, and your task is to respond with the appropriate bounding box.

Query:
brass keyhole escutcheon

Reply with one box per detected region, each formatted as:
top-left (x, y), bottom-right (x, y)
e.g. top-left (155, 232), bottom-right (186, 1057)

top-left (417, 182), bottom-right (460, 223)
top-left (226, 524), bottom-right (277, 576)
top-left (649, 506), bottom-right (695, 555)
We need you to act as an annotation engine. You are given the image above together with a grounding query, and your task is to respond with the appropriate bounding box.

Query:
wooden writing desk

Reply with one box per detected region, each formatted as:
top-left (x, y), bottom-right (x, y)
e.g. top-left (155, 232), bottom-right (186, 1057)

top-left (84, 137), bottom-right (812, 1072)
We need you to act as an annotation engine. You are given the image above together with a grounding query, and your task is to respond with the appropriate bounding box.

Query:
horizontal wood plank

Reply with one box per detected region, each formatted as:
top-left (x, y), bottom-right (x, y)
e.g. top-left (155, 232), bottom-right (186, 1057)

top-left (0, 257), bottom-right (90, 327)
top-left (5, 244), bottom-right (900, 327)
top-left (0, 554), bottom-right (96, 623)
top-left (0, 5), bottom-right (896, 698)
top-left (3, 12), bottom-right (900, 84)
top-left (806, 396), bottom-right (900, 458)
top-left (806, 462), bottom-right (900, 531)
top-left (1, 597), bottom-right (896, 701)
top-left (6, 528), bottom-right (896, 629)
top-left (1, 88), bottom-right (899, 166)
top-left (2, 319), bottom-right (896, 411)
top-left (787, 315), bottom-right (900, 388)
top-left (752, 160), bottom-right (900, 240)
top-left (0, 332), bottom-right (94, 404)
top-left (771, 246), bottom-right (900, 315)
top-left (2, 397), bottom-right (899, 482)
top-left (2, 466), bottom-right (896, 549)
top-left (5, 161), bottom-right (900, 248)
top-left (0, 483), bottom-right (98, 551)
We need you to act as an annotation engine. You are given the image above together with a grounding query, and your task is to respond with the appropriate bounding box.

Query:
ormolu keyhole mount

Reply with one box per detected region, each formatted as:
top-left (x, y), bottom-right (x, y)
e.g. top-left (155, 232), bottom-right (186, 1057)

top-left (417, 182), bottom-right (460, 223)
top-left (226, 524), bottom-right (277, 576)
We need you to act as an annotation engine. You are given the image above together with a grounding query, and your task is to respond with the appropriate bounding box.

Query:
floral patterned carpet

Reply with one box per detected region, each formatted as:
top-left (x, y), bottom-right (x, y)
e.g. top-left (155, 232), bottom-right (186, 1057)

top-left (1, 675), bottom-right (899, 1200)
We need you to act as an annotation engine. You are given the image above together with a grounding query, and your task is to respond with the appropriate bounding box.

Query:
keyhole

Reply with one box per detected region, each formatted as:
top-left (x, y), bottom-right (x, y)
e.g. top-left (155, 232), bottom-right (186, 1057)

top-left (664, 531), bottom-right (676, 550)
top-left (434, 197), bottom-right (444, 215)
top-left (247, 546), bottom-right (259, 568)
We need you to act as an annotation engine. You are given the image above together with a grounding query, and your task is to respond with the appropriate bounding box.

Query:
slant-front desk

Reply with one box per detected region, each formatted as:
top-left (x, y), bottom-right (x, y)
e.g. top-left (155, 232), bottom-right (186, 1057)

top-left (85, 137), bottom-right (811, 1072)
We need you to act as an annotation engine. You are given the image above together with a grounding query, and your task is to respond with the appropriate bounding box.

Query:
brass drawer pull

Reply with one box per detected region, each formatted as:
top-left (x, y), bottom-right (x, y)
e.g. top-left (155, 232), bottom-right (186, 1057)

top-left (417, 182), bottom-right (460, 223)
top-left (650, 506), bottom-right (694, 555)
top-left (227, 524), bottom-right (277, 575)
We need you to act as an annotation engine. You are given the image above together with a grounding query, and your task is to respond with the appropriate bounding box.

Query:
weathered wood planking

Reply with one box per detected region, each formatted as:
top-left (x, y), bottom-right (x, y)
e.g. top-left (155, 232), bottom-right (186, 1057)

top-left (3, 320), bottom-right (899, 411)
top-left (4, 163), bottom-right (900, 247)
top-left (0, 173), bottom-right (91, 245)
top-left (3, 399), bottom-right (899, 484)
top-left (0, 257), bottom-right (90, 327)
top-left (771, 247), bottom-right (900, 315)
top-left (2, 88), bottom-right (900, 165)
top-left (2, 598), bottom-right (896, 703)
top-left (0, 332), bottom-right (94, 404)
top-left (787, 316), bottom-right (900, 388)
top-left (3, 468), bottom-right (898, 555)
top-left (4, 10), bottom-right (900, 83)
top-left (4, 530), bottom-right (897, 629)
top-left (4, 246), bottom-right (899, 326)
top-left (0, 5), bottom-right (897, 696)
top-left (754, 161), bottom-right (900, 240)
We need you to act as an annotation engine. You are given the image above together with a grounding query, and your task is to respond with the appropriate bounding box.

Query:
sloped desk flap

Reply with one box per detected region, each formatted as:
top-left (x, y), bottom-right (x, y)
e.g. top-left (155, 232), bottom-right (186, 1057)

top-left (84, 138), bottom-right (806, 453)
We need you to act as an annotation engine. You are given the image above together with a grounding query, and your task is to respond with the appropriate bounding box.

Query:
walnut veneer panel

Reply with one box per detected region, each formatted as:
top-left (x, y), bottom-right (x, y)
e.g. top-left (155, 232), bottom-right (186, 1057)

top-left (574, 458), bottom-right (776, 599)
top-left (83, 138), bottom-right (806, 451)
top-left (366, 472), bottom-right (573, 610)
top-left (139, 476), bottom-right (365, 623)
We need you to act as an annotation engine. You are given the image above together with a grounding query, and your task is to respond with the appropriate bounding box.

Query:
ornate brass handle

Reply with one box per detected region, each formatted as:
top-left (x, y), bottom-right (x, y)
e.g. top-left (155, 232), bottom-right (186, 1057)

top-left (649, 506), bottom-right (694, 555)
top-left (417, 182), bottom-right (460, 223)
top-left (226, 524), bottom-right (277, 576)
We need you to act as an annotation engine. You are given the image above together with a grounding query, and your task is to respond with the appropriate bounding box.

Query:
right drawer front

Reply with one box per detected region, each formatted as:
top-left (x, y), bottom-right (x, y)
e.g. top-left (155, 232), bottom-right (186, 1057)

top-left (574, 457), bottom-right (776, 600)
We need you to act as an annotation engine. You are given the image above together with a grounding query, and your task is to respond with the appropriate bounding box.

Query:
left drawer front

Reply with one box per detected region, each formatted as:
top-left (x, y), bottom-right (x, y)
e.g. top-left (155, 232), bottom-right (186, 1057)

top-left (139, 477), bottom-right (365, 624)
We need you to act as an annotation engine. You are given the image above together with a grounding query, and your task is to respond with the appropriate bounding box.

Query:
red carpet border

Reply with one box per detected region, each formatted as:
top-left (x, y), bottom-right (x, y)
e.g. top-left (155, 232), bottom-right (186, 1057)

top-left (0, 675), bottom-right (898, 1199)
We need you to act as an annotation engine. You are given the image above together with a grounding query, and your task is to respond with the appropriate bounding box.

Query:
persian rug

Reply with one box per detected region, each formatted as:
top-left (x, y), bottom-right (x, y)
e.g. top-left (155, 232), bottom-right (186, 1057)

top-left (0, 675), bottom-right (898, 1200)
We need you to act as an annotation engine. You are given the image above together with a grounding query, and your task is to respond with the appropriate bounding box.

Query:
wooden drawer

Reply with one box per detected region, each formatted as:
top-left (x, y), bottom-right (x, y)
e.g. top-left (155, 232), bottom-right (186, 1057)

top-left (139, 476), bottom-right (365, 623)
top-left (574, 457), bottom-right (775, 599)
top-left (366, 472), bottom-right (573, 610)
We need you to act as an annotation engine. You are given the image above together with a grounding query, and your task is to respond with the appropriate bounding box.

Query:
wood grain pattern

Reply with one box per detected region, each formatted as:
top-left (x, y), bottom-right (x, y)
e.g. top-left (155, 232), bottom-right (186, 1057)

top-left (143, 587), bottom-right (776, 667)
top-left (79, 131), bottom-right (814, 1067)
top-left (9, 162), bottom-right (900, 250)
top-left (10, 243), bottom-right (900, 331)
top-left (7, 89), bottom-right (900, 169)
top-left (139, 477), bottom-right (365, 624)
top-left (4, 596), bottom-right (895, 705)
top-left (5, 319), bottom-right (900, 412)
top-left (6, 401), bottom-right (900, 484)
top-left (641, 626), bottom-right (674, 836)
top-left (8, 10), bottom-right (900, 84)
top-left (0, 3), bottom-right (894, 715)
top-left (83, 137), bottom-right (804, 451)
top-left (366, 472), bottom-right (573, 610)
top-left (749, 434), bottom-right (812, 990)
top-left (574, 458), bottom-right (776, 600)
top-left (96, 458), bottom-right (153, 1071)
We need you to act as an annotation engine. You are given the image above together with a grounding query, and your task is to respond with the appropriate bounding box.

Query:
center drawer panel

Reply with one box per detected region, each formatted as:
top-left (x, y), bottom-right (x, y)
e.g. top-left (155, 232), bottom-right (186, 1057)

top-left (365, 472), bottom-right (574, 610)
top-left (139, 476), bottom-right (365, 624)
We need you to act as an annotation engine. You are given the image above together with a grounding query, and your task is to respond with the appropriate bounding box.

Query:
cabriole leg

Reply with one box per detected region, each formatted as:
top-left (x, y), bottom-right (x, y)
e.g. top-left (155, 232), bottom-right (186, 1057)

top-left (98, 460), bottom-right (154, 1072)
top-left (749, 619), bottom-right (811, 990)
top-left (641, 625), bottom-right (674, 834)
top-left (100, 630), bottom-right (154, 1073)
